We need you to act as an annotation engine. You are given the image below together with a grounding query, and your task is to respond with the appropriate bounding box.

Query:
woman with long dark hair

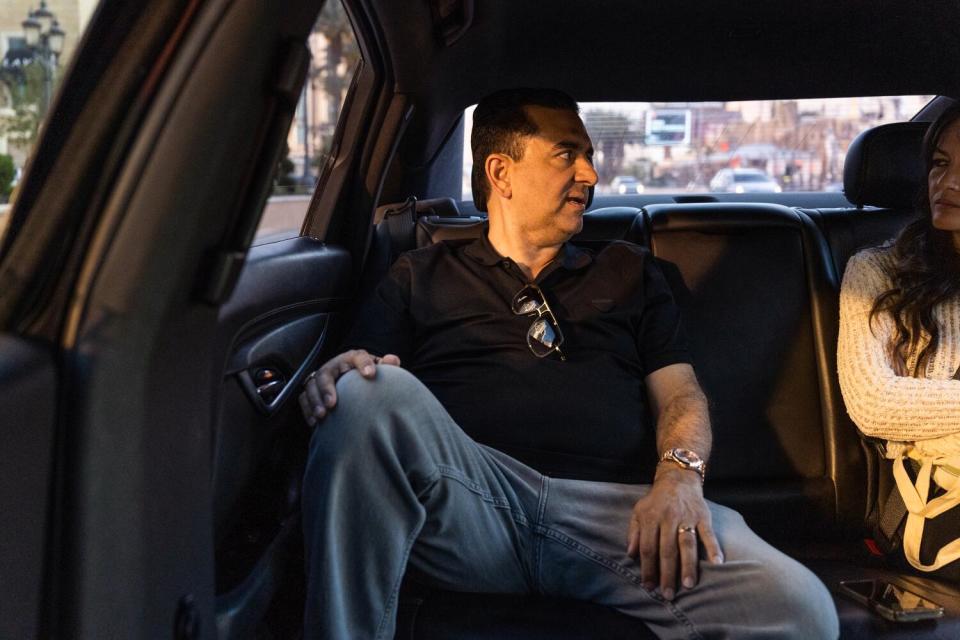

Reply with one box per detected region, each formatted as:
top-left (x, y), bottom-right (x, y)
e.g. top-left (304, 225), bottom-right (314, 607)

top-left (838, 102), bottom-right (960, 575)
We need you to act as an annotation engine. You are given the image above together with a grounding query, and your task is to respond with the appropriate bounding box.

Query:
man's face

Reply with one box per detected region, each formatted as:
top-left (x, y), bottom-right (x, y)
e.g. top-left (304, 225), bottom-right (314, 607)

top-left (505, 106), bottom-right (597, 244)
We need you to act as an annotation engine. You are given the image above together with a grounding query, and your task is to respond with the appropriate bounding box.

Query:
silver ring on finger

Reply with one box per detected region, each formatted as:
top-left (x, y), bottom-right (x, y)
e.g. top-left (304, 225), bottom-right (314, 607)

top-left (677, 525), bottom-right (696, 536)
top-left (304, 370), bottom-right (318, 387)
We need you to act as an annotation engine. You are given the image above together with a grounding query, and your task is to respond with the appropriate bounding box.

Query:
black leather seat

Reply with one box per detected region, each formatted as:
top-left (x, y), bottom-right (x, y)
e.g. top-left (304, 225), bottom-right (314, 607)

top-left (396, 588), bottom-right (658, 640)
top-left (644, 202), bottom-right (865, 550)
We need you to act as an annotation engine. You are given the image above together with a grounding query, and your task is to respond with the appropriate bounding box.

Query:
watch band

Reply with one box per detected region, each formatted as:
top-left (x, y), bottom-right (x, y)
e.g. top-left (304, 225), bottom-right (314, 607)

top-left (659, 448), bottom-right (706, 483)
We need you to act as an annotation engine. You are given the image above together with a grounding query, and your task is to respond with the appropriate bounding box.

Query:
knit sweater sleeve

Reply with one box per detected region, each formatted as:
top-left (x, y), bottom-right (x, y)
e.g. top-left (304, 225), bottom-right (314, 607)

top-left (838, 248), bottom-right (960, 440)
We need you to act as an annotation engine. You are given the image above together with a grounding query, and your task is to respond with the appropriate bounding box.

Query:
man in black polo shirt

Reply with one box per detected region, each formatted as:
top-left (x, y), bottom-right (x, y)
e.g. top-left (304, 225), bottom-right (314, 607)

top-left (299, 89), bottom-right (838, 640)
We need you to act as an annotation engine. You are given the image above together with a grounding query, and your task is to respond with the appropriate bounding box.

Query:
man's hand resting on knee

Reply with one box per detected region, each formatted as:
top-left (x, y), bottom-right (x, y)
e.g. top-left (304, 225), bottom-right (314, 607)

top-left (626, 466), bottom-right (723, 601)
top-left (298, 349), bottom-right (401, 426)
top-left (627, 363), bottom-right (723, 601)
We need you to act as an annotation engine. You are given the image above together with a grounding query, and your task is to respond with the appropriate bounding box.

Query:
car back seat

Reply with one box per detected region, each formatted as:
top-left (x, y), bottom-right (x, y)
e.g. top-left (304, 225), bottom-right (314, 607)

top-left (645, 121), bottom-right (960, 638)
top-left (386, 201), bottom-right (866, 636)
top-left (802, 121), bottom-right (960, 638)
top-left (380, 205), bottom-right (659, 639)
top-left (644, 202), bottom-right (865, 550)
top-left (800, 122), bottom-right (925, 547)
top-left (378, 121), bottom-right (960, 638)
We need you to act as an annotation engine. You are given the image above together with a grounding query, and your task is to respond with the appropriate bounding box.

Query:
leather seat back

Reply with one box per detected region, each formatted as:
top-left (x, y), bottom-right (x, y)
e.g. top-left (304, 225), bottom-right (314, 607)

top-left (414, 205), bottom-right (646, 248)
top-left (645, 202), bottom-right (866, 547)
top-left (801, 119), bottom-right (931, 541)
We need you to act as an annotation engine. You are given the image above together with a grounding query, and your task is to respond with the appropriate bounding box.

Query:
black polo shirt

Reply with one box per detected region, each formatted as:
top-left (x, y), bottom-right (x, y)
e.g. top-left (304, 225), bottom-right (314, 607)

top-left (346, 232), bottom-right (691, 483)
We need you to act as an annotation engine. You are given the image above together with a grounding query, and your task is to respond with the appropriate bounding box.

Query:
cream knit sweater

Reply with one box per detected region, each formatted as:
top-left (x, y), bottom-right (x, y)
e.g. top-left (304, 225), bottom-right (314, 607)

top-left (838, 246), bottom-right (960, 459)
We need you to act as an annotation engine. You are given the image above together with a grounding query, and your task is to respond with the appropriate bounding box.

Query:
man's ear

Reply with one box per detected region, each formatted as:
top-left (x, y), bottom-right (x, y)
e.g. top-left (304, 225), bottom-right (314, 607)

top-left (485, 154), bottom-right (512, 200)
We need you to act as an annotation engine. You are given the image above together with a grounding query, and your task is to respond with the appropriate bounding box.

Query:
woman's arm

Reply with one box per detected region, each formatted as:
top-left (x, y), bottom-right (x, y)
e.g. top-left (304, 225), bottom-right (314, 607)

top-left (838, 249), bottom-right (960, 440)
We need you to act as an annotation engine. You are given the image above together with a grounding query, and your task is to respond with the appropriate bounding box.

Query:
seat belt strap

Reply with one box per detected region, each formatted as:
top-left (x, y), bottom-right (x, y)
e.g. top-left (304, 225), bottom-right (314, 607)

top-left (384, 196), bottom-right (417, 261)
top-left (878, 481), bottom-right (908, 541)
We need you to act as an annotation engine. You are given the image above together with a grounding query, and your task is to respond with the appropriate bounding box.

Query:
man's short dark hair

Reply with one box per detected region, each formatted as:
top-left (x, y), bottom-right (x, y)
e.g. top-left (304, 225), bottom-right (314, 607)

top-left (470, 88), bottom-right (580, 211)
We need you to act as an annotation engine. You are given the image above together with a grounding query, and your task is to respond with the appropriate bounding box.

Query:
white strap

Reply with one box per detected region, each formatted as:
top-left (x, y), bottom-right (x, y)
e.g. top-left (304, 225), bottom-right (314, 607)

top-left (893, 456), bottom-right (960, 572)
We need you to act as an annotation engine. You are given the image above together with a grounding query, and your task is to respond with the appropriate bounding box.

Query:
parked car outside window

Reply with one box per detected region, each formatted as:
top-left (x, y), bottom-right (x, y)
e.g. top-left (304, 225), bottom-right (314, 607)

top-left (609, 175), bottom-right (645, 194)
top-left (709, 168), bottom-right (783, 193)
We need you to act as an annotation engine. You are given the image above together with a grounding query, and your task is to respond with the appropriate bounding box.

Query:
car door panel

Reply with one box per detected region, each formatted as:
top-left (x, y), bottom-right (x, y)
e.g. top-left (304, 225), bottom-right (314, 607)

top-left (0, 336), bottom-right (57, 640)
top-left (213, 238), bottom-right (351, 529)
top-left (211, 236), bottom-right (353, 635)
top-left (229, 312), bottom-right (330, 415)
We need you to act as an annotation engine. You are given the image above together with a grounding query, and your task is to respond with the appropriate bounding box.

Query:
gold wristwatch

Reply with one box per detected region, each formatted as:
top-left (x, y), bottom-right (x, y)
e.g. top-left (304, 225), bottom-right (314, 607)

top-left (659, 448), bottom-right (706, 483)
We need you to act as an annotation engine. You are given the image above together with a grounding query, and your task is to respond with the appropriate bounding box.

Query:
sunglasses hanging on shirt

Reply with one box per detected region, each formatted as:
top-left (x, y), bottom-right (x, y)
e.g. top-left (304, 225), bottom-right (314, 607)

top-left (511, 284), bottom-right (566, 361)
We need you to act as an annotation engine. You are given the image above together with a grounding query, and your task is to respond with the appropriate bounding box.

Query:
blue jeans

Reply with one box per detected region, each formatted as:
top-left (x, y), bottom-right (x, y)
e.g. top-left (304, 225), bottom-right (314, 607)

top-left (302, 367), bottom-right (839, 639)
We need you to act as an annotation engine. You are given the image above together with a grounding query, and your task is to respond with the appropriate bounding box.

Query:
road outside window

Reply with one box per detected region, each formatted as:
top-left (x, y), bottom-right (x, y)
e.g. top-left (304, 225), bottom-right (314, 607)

top-left (461, 96), bottom-right (934, 199)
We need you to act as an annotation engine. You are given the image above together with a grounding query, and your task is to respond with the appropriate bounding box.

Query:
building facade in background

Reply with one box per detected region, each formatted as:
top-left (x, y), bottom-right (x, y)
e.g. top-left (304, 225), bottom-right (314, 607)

top-left (282, 0), bottom-right (359, 191)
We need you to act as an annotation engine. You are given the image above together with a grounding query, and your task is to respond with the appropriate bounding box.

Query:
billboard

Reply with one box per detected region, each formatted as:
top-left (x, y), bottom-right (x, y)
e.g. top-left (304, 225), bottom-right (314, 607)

top-left (645, 109), bottom-right (691, 145)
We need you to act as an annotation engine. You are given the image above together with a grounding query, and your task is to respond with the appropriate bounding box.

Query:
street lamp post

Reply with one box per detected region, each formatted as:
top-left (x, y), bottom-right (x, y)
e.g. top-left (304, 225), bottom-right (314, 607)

top-left (21, 1), bottom-right (65, 119)
top-left (300, 81), bottom-right (311, 188)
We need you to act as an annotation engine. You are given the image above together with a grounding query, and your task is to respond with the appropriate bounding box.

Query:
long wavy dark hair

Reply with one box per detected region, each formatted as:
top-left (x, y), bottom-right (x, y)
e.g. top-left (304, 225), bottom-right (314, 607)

top-left (870, 102), bottom-right (960, 377)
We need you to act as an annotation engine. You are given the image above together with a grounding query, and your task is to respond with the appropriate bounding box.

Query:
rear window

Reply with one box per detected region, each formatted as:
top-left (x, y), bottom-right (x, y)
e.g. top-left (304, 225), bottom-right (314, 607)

top-left (461, 96), bottom-right (933, 198)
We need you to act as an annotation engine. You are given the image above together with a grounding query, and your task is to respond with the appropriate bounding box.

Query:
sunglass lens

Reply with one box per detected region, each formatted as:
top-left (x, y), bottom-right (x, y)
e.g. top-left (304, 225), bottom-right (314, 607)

top-left (528, 317), bottom-right (558, 356)
top-left (512, 290), bottom-right (541, 315)
top-left (517, 297), bottom-right (538, 314)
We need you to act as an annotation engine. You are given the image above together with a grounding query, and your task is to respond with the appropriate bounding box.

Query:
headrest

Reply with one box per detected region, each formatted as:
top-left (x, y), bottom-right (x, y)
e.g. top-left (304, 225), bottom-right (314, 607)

top-left (414, 206), bottom-right (644, 249)
top-left (843, 121), bottom-right (927, 208)
top-left (375, 196), bottom-right (460, 223)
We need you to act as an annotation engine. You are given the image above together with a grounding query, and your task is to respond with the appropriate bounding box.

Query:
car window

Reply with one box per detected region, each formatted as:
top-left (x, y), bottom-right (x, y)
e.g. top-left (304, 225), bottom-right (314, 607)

top-left (254, 0), bottom-right (359, 243)
top-left (0, 0), bottom-right (360, 247)
top-left (0, 0), bottom-right (98, 242)
top-left (461, 96), bottom-right (934, 199)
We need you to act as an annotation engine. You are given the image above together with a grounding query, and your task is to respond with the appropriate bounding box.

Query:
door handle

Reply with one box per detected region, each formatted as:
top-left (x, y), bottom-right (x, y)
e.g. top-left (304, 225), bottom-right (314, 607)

top-left (256, 379), bottom-right (284, 404)
top-left (253, 368), bottom-right (285, 404)
top-left (233, 318), bottom-right (329, 416)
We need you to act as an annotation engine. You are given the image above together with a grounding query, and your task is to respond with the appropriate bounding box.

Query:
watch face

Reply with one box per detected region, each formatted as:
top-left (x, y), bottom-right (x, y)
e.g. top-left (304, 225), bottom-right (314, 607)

top-left (674, 448), bottom-right (702, 465)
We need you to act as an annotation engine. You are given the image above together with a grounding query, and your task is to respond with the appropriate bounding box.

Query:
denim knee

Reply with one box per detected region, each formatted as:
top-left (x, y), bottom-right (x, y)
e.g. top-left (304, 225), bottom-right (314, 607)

top-left (744, 558), bottom-right (839, 639)
top-left (308, 366), bottom-right (434, 460)
top-left (335, 365), bottom-right (426, 413)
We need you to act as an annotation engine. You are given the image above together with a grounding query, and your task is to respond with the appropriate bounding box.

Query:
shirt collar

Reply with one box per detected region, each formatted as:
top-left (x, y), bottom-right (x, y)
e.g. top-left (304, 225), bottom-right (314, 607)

top-left (463, 225), bottom-right (593, 271)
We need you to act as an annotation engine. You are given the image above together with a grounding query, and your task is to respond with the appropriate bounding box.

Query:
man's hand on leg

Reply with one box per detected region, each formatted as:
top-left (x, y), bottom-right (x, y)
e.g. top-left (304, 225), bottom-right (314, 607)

top-left (298, 349), bottom-right (401, 426)
top-left (626, 466), bottom-right (723, 601)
